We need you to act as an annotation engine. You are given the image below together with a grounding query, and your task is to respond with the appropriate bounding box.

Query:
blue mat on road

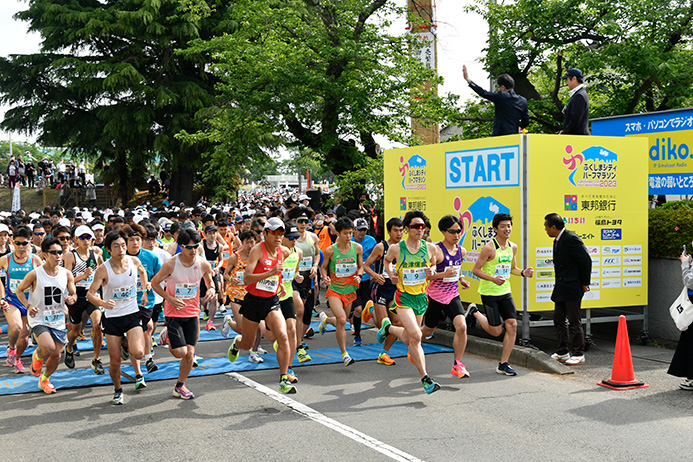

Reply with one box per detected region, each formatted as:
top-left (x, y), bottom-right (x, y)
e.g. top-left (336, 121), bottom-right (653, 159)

top-left (0, 321), bottom-right (371, 358)
top-left (0, 342), bottom-right (452, 395)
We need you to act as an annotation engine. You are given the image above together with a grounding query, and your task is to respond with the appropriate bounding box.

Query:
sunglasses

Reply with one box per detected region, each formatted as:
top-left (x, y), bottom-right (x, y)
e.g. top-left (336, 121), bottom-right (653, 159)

top-left (446, 228), bottom-right (462, 234)
top-left (58, 236), bottom-right (71, 241)
top-left (34, 232), bottom-right (45, 236)
top-left (296, 219), bottom-right (310, 224)
top-left (409, 223), bottom-right (426, 230)
top-left (79, 235), bottom-right (93, 240)
top-left (14, 241), bottom-right (30, 246)
top-left (267, 229), bottom-right (285, 236)
top-left (287, 235), bottom-right (298, 241)
top-left (46, 250), bottom-right (62, 256)
top-left (182, 243), bottom-right (199, 250)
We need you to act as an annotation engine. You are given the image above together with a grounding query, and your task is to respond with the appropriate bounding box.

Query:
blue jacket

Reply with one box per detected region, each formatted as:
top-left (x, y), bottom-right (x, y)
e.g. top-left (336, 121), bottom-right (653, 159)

top-left (469, 81), bottom-right (529, 136)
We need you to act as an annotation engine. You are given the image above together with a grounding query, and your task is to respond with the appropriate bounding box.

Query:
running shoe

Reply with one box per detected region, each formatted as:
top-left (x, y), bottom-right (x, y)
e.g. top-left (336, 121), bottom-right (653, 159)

top-left (135, 376), bottom-right (147, 390)
top-left (14, 359), bottom-right (25, 374)
top-left (193, 355), bottom-right (201, 367)
top-left (77, 331), bottom-right (88, 341)
top-left (205, 319), bottom-right (216, 331)
top-left (297, 348), bottom-right (312, 363)
top-left (565, 355), bottom-right (585, 366)
top-left (304, 327), bottom-right (315, 338)
top-left (377, 352), bottom-right (396, 366)
top-left (5, 347), bottom-right (16, 367)
top-left (92, 358), bottom-right (105, 375)
top-left (146, 357), bottom-right (158, 373)
top-left (451, 361), bottom-right (470, 379)
top-left (424, 333), bottom-right (435, 340)
top-left (227, 337), bottom-right (239, 363)
top-left (422, 377), bottom-right (440, 394)
top-left (38, 377), bottom-right (56, 394)
top-left (496, 362), bottom-right (517, 376)
top-left (318, 312), bottom-right (328, 335)
top-left (72, 342), bottom-right (80, 356)
top-left (221, 315), bottom-right (233, 338)
top-left (202, 311), bottom-right (209, 321)
top-left (120, 343), bottom-right (129, 361)
top-left (64, 346), bottom-right (75, 369)
top-left (376, 318), bottom-right (391, 344)
top-left (279, 376), bottom-right (296, 394)
top-left (551, 352), bottom-right (571, 363)
top-left (300, 342), bottom-right (310, 350)
top-left (30, 351), bottom-right (43, 377)
top-left (407, 350), bottom-right (414, 365)
top-left (249, 351), bottom-right (264, 363)
top-left (353, 336), bottom-right (362, 347)
top-left (219, 304), bottom-right (227, 314)
top-left (464, 303), bottom-right (478, 329)
top-left (362, 300), bottom-right (374, 323)
top-left (343, 353), bottom-right (355, 366)
top-left (111, 390), bottom-right (124, 405)
top-left (311, 308), bottom-right (319, 317)
top-left (256, 346), bottom-right (268, 355)
top-left (286, 368), bottom-right (298, 384)
top-left (172, 384), bottom-right (195, 399)
top-left (680, 378), bottom-right (693, 391)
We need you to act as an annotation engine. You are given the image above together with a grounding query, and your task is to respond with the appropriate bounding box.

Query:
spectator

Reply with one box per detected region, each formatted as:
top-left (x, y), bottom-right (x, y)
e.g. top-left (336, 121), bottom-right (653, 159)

top-left (7, 159), bottom-right (18, 188)
top-left (25, 158), bottom-right (36, 188)
top-left (86, 179), bottom-right (97, 208)
top-left (559, 68), bottom-right (590, 135)
top-left (668, 249), bottom-right (693, 391)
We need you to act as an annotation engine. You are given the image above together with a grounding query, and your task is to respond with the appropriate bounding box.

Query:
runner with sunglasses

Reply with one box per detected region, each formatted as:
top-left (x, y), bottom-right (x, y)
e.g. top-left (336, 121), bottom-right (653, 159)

top-left (52, 225), bottom-right (73, 264)
top-left (30, 224), bottom-right (46, 256)
top-left (63, 225), bottom-right (105, 374)
top-left (227, 217), bottom-right (297, 394)
top-left (318, 216), bottom-right (363, 367)
top-left (422, 215), bottom-right (472, 379)
top-left (377, 210), bottom-right (441, 394)
top-left (0, 226), bottom-right (42, 374)
top-left (14, 237), bottom-right (77, 394)
top-left (151, 227), bottom-right (216, 399)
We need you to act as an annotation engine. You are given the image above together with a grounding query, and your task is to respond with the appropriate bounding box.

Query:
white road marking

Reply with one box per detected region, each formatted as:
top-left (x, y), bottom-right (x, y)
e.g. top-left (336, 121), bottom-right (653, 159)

top-left (228, 372), bottom-right (423, 462)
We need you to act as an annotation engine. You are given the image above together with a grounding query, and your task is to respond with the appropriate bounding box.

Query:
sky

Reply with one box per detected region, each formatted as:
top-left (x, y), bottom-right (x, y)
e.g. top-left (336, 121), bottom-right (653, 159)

top-left (0, 0), bottom-right (490, 148)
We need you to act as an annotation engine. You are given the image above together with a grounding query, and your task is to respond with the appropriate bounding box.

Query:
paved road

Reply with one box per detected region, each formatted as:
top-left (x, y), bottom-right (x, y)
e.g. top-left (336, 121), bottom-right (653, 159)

top-left (1, 313), bottom-right (692, 462)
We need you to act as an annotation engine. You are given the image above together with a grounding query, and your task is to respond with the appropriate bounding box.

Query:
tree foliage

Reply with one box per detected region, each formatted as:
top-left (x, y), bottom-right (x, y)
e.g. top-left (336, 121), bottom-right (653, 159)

top-left (462, 0), bottom-right (693, 136)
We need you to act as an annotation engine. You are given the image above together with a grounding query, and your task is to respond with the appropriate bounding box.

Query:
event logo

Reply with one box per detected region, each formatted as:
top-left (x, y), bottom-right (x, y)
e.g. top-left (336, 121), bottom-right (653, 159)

top-left (453, 195), bottom-right (510, 252)
top-left (563, 145), bottom-right (618, 187)
top-left (399, 154), bottom-right (427, 190)
top-left (564, 195), bottom-right (577, 211)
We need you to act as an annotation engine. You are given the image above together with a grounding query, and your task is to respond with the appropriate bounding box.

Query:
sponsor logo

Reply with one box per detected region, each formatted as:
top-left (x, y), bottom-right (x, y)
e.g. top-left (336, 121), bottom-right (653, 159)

top-left (602, 278), bottom-right (622, 288)
top-left (564, 195), bottom-right (577, 211)
top-left (601, 245), bottom-right (621, 255)
top-left (623, 277), bottom-right (642, 287)
top-left (535, 270), bottom-right (555, 280)
top-left (602, 256), bottom-right (621, 266)
top-left (536, 281), bottom-right (555, 292)
top-left (601, 228), bottom-right (622, 240)
top-left (400, 197), bottom-right (407, 211)
top-left (583, 290), bottom-right (601, 300)
top-left (536, 247), bottom-right (553, 257)
top-left (623, 245), bottom-right (642, 255)
top-left (399, 154), bottom-right (427, 190)
top-left (623, 256), bottom-right (642, 265)
top-left (536, 292), bottom-right (552, 303)
top-left (601, 267), bottom-right (621, 277)
top-left (586, 246), bottom-right (600, 255)
top-left (591, 256), bottom-right (600, 266)
top-left (591, 268), bottom-right (600, 278)
top-left (536, 258), bottom-right (554, 268)
top-left (590, 280), bottom-right (601, 289)
top-left (623, 267), bottom-right (642, 276)
top-left (446, 145), bottom-right (519, 188)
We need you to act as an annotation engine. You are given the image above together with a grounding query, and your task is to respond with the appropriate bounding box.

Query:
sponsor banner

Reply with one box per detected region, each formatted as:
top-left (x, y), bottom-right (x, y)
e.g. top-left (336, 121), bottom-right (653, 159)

top-left (535, 247), bottom-right (553, 257)
top-left (623, 245), bottom-right (642, 255)
top-left (591, 256), bottom-right (600, 266)
top-left (536, 281), bottom-right (555, 292)
top-left (601, 267), bottom-right (621, 277)
top-left (535, 258), bottom-right (554, 268)
top-left (535, 269), bottom-right (555, 280)
top-left (536, 292), bottom-right (552, 303)
top-left (590, 280), bottom-right (601, 289)
top-left (586, 246), bottom-right (600, 255)
top-left (601, 245), bottom-right (621, 255)
top-left (602, 256), bottom-right (621, 266)
top-left (602, 278), bottom-right (622, 288)
top-left (623, 277), bottom-right (642, 287)
top-left (583, 290), bottom-right (601, 300)
top-left (623, 256), bottom-right (642, 265)
top-left (591, 268), bottom-right (600, 278)
top-left (623, 267), bottom-right (642, 276)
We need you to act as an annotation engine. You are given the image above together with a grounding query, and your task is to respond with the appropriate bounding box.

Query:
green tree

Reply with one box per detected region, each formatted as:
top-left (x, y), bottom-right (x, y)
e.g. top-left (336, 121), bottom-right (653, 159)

top-left (0, 0), bottom-right (232, 204)
top-left (183, 0), bottom-right (458, 207)
top-left (462, 0), bottom-right (693, 136)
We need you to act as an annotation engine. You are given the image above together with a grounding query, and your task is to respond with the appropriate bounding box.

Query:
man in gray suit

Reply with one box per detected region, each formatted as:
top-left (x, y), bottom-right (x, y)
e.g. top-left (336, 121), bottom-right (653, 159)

top-left (544, 213), bottom-right (592, 365)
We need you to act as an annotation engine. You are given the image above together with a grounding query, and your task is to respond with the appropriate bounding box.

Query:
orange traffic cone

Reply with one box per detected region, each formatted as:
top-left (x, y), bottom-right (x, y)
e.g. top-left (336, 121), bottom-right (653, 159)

top-left (598, 315), bottom-right (649, 390)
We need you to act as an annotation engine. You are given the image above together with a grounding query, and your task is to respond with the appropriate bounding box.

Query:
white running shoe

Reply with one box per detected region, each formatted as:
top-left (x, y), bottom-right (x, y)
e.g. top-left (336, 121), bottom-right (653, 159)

top-left (565, 355), bottom-right (585, 366)
top-left (249, 351), bottom-right (264, 363)
top-left (221, 315), bottom-right (233, 338)
top-left (256, 346), bottom-right (268, 355)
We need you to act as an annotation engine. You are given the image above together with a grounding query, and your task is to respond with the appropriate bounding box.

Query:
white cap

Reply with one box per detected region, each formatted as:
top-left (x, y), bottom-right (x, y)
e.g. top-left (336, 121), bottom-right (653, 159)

top-left (92, 223), bottom-right (105, 231)
top-left (0, 224), bottom-right (9, 234)
top-left (59, 218), bottom-right (71, 227)
top-left (74, 225), bottom-right (94, 239)
top-left (263, 217), bottom-right (285, 231)
top-left (299, 194), bottom-right (310, 201)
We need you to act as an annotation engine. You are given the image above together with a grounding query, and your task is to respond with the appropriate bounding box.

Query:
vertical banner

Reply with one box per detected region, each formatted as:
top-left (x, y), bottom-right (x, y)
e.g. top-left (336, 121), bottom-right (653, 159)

top-left (11, 182), bottom-right (21, 212)
top-left (526, 135), bottom-right (648, 310)
top-left (385, 135), bottom-right (523, 305)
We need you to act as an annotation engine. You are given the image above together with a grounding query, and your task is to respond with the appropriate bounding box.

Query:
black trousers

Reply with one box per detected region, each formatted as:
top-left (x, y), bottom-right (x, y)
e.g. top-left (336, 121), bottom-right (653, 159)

top-left (554, 299), bottom-right (584, 356)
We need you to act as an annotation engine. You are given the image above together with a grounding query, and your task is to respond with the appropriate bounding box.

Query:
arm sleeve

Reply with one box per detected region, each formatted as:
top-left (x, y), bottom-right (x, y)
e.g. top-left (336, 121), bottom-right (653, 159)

top-left (682, 261), bottom-right (693, 290)
top-left (469, 81), bottom-right (498, 102)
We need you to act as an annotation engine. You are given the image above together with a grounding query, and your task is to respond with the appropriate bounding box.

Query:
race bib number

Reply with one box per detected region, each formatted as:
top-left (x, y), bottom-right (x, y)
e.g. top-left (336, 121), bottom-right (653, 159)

top-left (299, 257), bottom-right (313, 271)
top-left (442, 266), bottom-right (461, 283)
top-left (222, 250), bottom-right (230, 260)
top-left (495, 264), bottom-right (511, 278)
top-left (236, 271), bottom-right (245, 284)
top-left (256, 275), bottom-right (279, 293)
top-left (113, 284), bottom-right (136, 302)
top-left (282, 267), bottom-right (296, 281)
top-left (9, 278), bottom-right (22, 293)
top-left (175, 283), bottom-right (199, 300)
top-left (402, 267), bottom-right (427, 285)
top-left (43, 309), bottom-right (65, 325)
top-left (77, 274), bottom-right (94, 288)
top-left (335, 263), bottom-right (357, 278)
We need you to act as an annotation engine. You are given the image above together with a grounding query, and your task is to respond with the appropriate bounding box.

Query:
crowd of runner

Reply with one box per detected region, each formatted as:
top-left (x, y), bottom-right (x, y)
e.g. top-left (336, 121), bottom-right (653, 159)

top-left (0, 188), bottom-right (534, 403)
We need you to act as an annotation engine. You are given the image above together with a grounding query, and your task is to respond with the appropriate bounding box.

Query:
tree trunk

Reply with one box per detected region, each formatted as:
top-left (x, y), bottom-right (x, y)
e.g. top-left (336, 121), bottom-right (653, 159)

top-left (169, 167), bottom-right (194, 206)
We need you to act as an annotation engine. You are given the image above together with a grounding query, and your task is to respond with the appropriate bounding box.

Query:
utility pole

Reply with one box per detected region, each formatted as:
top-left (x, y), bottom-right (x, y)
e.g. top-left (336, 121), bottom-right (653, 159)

top-left (408, 0), bottom-right (440, 145)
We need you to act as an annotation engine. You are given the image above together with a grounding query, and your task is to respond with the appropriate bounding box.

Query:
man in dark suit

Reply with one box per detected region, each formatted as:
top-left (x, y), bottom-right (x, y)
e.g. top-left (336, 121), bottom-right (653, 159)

top-left (544, 213), bottom-right (592, 365)
top-left (463, 65), bottom-right (529, 136)
top-left (559, 68), bottom-right (590, 135)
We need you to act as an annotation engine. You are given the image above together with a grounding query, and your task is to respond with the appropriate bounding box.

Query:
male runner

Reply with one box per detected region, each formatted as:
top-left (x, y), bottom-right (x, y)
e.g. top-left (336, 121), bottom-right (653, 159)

top-left (87, 230), bottom-right (149, 405)
top-left (15, 237), bottom-right (77, 394)
top-left (350, 217), bottom-right (377, 346)
top-left (470, 213), bottom-right (534, 376)
top-left (422, 215), bottom-right (472, 378)
top-left (227, 217), bottom-right (296, 394)
top-left (0, 226), bottom-right (42, 373)
top-left (142, 223), bottom-right (170, 365)
top-left (362, 217), bottom-right (404, 366)
top-left (318, 217), bottom-right (363, 367)
top-left (377, 210), bottom-right (440, 394)
top-left (63, 225), bottom-right (105, 374)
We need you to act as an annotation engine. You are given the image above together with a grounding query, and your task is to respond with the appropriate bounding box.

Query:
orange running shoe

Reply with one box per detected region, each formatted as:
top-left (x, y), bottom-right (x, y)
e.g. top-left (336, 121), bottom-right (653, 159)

top-left (377, 352), bottom-right (396, 366)
top-left (30, 351), bottom-right (44, 377)
top-left (38, 377), bottom-right (56, 394)
top-left (362, 300), bottom-right (375, 324)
